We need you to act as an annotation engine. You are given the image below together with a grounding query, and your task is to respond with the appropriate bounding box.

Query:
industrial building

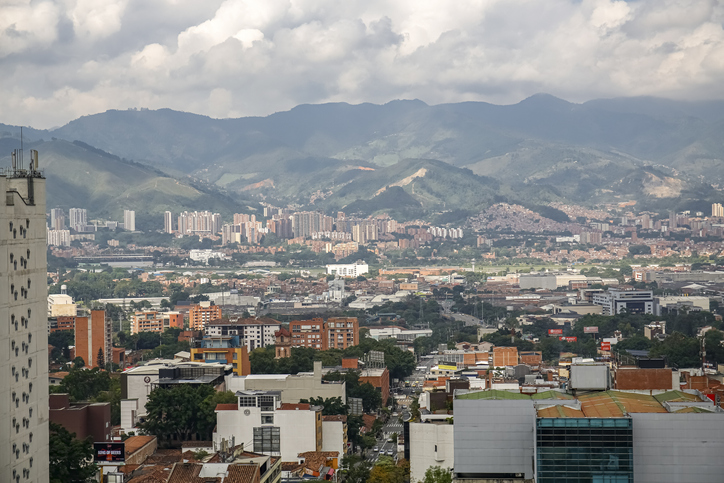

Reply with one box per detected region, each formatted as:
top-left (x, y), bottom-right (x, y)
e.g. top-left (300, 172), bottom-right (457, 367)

top-left (453, 387), bottom-right (724, 483)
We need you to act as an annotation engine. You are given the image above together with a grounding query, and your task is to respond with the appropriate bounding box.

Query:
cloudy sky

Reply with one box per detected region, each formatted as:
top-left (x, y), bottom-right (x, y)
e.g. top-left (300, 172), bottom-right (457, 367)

top-left (2, 0), bottom-right (723, 128)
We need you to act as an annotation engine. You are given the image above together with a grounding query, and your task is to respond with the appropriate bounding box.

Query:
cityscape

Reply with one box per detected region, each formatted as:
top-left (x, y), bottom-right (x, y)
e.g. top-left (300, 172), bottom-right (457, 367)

top-left (3, 1), bottom-right (724, 483)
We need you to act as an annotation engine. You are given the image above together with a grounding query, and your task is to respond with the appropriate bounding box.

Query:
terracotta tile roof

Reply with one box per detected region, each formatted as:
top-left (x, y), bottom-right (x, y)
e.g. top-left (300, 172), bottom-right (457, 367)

top-left (166, 463), bottom-right (201, 483)
top-left (281, 462), bottom-right (302, 471)
top-left (226, 464), bottom-right (260, 483)
top-left (48, 371), bottom-right (70, 379)
top-left (274, 327), bottom-right (291, 337)
top-left (322, 415), bottom-right (347, 422)
top-left (125, 436), bottom-right (157, 456)
top-left (279, 403), bottom-right (310, 410)
top-left (297, 451), bottom-right (339, 475)
top-left (216, 403), bottom-right (238, 411)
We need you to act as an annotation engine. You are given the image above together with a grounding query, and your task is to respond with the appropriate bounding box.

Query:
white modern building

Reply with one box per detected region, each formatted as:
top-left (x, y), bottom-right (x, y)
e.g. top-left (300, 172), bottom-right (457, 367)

top-left (1, 162), bottom-right (50, 482)
top-left (189, 249), bottom-right (226, 264)
top-left (164, 211), bottom-right (173, 233)
top-left (214, 390), bottom-right (325, 462)
top-left (123, 209), bottom-right (136, 232)
top-left (592, 289), bottom-right (654, 315)
top-left (204, 318), bottom-right (281, 351)
top-left (68, 208), bottom-right (87, 231)
top-left (325, 261), bottom-right (369, 278)
top-left (46, 228), bottom-right (70, 246)
top-left (410, 422), bottom-right (454, 482)
top-left (368, 326), bottom-right (433, 342)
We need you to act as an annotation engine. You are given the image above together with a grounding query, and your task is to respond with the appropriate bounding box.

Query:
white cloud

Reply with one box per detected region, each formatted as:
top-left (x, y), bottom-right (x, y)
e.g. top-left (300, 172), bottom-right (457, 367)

top-left (1, 0), bottom-right (723, 128)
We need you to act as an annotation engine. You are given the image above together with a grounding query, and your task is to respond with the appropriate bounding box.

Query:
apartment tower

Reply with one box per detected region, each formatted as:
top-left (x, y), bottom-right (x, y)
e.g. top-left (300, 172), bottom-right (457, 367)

top-left (1, 149), bottom-right (50, 482)
top-left (75, 310), bottom-right (112, 368)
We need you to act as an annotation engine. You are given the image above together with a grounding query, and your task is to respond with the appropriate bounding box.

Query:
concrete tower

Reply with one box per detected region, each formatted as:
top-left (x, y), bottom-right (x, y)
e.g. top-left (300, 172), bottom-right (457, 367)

top-left (1, 149), bottom-right (49, 483)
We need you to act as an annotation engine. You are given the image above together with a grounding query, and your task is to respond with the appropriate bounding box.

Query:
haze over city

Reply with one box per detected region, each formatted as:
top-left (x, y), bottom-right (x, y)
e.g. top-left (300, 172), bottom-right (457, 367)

top-left (1, 0), bottom-right (723, 128)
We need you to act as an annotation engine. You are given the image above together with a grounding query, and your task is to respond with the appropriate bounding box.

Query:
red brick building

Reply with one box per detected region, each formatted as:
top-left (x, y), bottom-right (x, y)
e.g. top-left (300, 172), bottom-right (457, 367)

top-left (49, 393), bottom-right (111, 442)
top-left (75, 310), bottom-right (111, 368)
top-left (284, 317), bottom-right (359, 353)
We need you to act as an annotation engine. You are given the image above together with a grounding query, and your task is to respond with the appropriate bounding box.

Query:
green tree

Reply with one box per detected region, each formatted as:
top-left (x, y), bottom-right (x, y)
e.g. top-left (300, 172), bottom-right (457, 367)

top-left (423, 466), bottom-right (453, 483)
top-left (302, 396), bottom-right (348, 415)
top-left (649, 332), bottom-right (701, 368)
top-left (57, 367), bottom-right (112, 401)
top-left (49, 422), bottom-right (97, 483)
top-left (138, 385), bottom-right (218, 445)
top-left (97, 348), bottom-right (105, 369)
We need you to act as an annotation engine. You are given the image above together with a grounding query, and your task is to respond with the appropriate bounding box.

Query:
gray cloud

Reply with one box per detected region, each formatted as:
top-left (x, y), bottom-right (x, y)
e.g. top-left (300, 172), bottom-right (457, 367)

top-left (1, 0), bottom-right (723, 128)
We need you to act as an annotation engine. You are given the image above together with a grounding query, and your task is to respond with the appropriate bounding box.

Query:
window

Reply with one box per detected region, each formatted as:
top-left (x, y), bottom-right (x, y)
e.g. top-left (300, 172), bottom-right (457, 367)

top-left (261, 415), bottom-right (274, 424)
top-left (239, 396), bottom-right (256, 407)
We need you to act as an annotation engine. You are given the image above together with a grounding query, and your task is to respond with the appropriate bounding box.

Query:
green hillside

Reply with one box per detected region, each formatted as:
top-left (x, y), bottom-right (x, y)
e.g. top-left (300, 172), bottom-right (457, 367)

top-left (0, 138), bottom-right (256, 218)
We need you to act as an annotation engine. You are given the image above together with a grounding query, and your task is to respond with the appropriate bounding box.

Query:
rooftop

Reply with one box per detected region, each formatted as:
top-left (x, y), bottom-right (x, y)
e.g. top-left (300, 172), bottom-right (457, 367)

top-left (457, 389), bottom-right (721, 418)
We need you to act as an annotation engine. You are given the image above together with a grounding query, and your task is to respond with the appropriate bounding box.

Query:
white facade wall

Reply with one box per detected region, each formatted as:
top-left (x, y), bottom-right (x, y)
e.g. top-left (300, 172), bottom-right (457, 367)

top-left (215, 406), bottom-right (320, 462)
top-left (276, 409), bottom-right (320, 461)
top-left (325, 262), bottom-right (369, 278)
top-left (410, 423), bottom-right (454, 483)
top-left (1, 175), bottom-right (50, 483)
top-left (321, 420), bottom-right (345, 457)
top-left (632, 413), bottom-right (724, 483)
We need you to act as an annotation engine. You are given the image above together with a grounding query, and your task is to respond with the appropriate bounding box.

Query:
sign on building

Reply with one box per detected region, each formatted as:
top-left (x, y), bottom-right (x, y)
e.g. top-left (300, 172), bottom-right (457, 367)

top-left (93, 442), bottom-right (126, 465)
top-left (548, 329), bottom-right (563, 335)
top-left (559, 336), bottom-right (578, 343)
top-left (583, 326), bottom-right (599, 334)
top-left (601, 341), bottom-right (611, 351)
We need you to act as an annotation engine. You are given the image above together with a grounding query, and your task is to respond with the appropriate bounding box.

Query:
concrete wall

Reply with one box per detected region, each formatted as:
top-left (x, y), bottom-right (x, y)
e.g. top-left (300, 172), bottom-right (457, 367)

top-left (632, 413), bottom-right (724, 483)
top-left (321, 420), bottom-right (346, 458)
top-left (1, 175), bottom-right (50, 483)
top-left (454, 400), bottom-right (535, 479)
top-left (275, 409), bottom-right (320, 461)
top-left (410, 423), bottom-right (454, 483)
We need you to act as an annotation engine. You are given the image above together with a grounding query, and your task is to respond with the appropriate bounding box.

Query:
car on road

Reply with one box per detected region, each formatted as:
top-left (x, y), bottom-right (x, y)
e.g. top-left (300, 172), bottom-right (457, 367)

top-left (386, 449), bottom-right (394, 456)
top-left (373, 446), bottom-right (379, 452)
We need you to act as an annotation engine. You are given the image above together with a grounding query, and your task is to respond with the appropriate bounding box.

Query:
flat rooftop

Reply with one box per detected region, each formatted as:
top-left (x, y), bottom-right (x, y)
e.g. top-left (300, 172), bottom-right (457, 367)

top-left (457, 389), bottom-right (719, 417)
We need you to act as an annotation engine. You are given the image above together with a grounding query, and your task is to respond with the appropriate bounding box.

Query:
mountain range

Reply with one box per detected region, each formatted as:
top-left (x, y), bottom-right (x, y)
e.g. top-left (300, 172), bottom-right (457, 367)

top-left (1, 94), bottom-right (723, 219)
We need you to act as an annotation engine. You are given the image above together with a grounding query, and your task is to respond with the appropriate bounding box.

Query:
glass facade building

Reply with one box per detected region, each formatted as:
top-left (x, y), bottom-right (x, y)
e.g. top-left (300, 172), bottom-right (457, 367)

top-left (537, 418), bottom-right (633, 483)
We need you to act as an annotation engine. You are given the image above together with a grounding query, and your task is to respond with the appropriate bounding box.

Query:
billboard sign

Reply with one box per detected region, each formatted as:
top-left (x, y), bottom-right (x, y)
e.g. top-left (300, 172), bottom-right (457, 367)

top-left (601, 342), bottom-right (611, 351)
top-left (94, 442), bottom-right (125, 465)
top-left (583, 326), bottom-right (599, 334)
top-left (548, 329), bottom-right (563, 335)
top-left (559, 336), bottom-right (578, 343)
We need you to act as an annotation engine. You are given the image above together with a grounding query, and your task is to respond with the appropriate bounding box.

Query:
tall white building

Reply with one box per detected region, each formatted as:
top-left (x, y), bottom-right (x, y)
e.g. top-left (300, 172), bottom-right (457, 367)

top-left (68, 208), bottom-right (87, 231)
top-left (123, 209), bottom-right (136, 232)
top-left (1, 154), bottom-right (50, 483)
top-left (46, 229), bottom-right (70, 247)
top-left (49, 207), bottom-right (64, 230)
top-left (163, 211), bottom-right (173, 233)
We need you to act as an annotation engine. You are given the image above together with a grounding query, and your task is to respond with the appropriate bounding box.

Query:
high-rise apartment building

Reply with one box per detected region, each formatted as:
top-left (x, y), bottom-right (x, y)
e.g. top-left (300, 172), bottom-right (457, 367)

top-left (1, 152), bottom-right (50, 483)
top-left (188, 301), bottom-right (222, 330)
top-left (284, 317), bottom-right (360, 352)
top-left (68, 208), bottom-right (87, 231)
top-left (50, 207), bottom-right (65, 230)
top-left (75, 310), bottom-right (112, 369)
top-left (46, 228), bottom-right (70, 247)
top-left (164, 211), bottom-right (173, 233)
top-left (123, 209), bottom-right (136, 232)
top-left (292, 211), bottom-right (333, 238)
top-left (177, 211), bottom-right (222, 235)
top-left (712, 203), bottom-right (724, 218)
